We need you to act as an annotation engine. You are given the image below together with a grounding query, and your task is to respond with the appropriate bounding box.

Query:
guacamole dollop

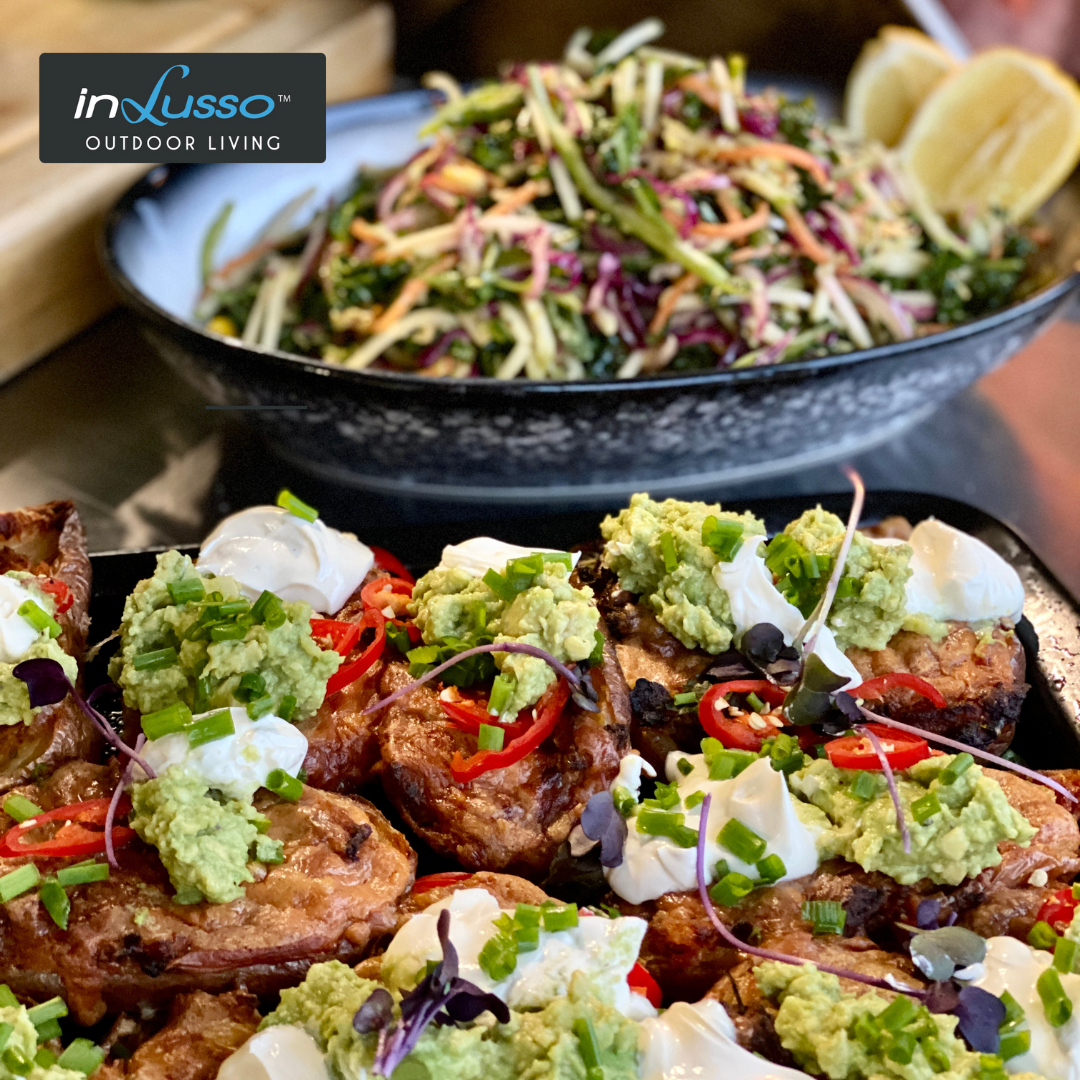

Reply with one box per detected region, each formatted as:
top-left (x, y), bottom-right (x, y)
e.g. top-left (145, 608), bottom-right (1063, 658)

top-left (789, 755), bottom-right (1035, 886)
top-left (263, 961), bottom-right (640, 1080)
top-left (781, 508), bottom-right (911, 652)
top-left (130, 766), bottom-right (283, 905)
top-left (410, 560), bottom-right (599, 717)
top-left (0, 1000), bottom-right (85, 1080)
top-left (109, 550), bottom-right (339, 721)
top-left (755, 962), bottom-right (1039, 1080)
top-left (600, 494), bottom-right (766, 653)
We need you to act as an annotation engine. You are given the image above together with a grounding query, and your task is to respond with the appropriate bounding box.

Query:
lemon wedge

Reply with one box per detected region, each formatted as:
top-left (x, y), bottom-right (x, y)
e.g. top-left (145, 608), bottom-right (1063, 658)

top-left (845, 26), bottom-right (958, 148)
top-left (899, 47), bottom-right (1080, 221)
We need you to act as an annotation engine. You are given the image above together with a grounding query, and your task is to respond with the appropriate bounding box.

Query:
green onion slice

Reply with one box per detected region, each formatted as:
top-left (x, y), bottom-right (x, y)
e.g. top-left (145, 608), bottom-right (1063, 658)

top-left (132, 647), bottom-right (178, 672)
top-left (2, 796), bottom-right (42, 824)
top-left (56, 861), bottom-right (109, 888)
top-left (0, 863), bottom-right (40, 903)
top-left (188, 709), bottom-right (235, 748)
top-left (18, 600), bottom-right (61, 639)
top-left (57, 1038), bottom-right (105, 1076)
top-left (801, 900), bottom-right (846, 936)
top-left (717, 817), bottom-right (767, 863)
top-left (141, 701), bottom-right (193, 741)
top-left (39, 880), bottom-right (69, 930)
top-left (265, 769), bottom-right (303, 802)
top-left (276, 489), bottom-right (319, 522)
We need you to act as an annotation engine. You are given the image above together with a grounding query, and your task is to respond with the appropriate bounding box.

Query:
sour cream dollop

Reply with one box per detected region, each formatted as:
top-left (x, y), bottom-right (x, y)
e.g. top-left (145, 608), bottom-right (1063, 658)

top-left (380, 888), bottom-right (654, 1019)
top-left (135, 707), bottom-right (307, 800)
top-left (438, 537), bottom-right (580, 577)
top-left (715, 536), bottom-right (861, 687)
top-left (606, 754), bottom-right (821, 906)
top-left (640, 998), bottom-right (812, 1080)
top-left (0, 575), bottom-right (43, 664)
top-left (968, 936), bottom-right (1080, 1080)
top-left (217, 1026), bottom-right (329, 1080)
top-left (197, 506), bottom-right (373, 614)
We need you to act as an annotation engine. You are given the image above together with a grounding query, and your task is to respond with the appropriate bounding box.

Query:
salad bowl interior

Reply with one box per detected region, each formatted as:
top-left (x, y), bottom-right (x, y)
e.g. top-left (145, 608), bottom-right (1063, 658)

top-left (103, 91), bottom-right (1080, 502)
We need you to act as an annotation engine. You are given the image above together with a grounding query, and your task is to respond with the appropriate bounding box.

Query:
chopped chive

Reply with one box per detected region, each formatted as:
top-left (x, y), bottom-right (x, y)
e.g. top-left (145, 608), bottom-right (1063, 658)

top-left (236, 671), bottom-right (266, 702)
top-left (643, 782), bottom-right (681, 811)
top-left (701, 516), bottom-right (743, 562)
top-left (39, 880), bottom-right (69, 930)
top-left (246, 696), bottom-right (275, 721)
top-left (478, 931), bottom-right (517, 980)
top-left (611, 786), bottom-right (636, 818)
top-left (56, 861), bottom-right (109, 887)
top-left (718, 818), bottom-right (767, 863)
top-left (659, 531), bottom-right (679, 572)
top-left (131, 646), bottom-right (178, 672)
top-left (849, 771), bottom-right (878, 800)
top-left (939, 752), bottom-right (975, 785)
top-left (188, 709), bottom-right (235, 748)
top-left (756, 854), bottom-right (786, 883)
top-left (1055, 936), bottom-right (1078, 974)
top-left (210, 622), bottom-right (248, 642)
top-left (1028, 921), bottom-right (1059, 951)
top-left (673, 691), bottom-right (698, 707)
top-left (278, 694), bottom-right (297, 723)
top-left (478, 724), bottom-right (505, 752)
top-left (573, 1016), bottom-right (603, 1080)
top-left (141, 701), bottom-right (193, 740)
top-left (800, 551), bottom-right (821, 579)
top-left (707, 749), bottom-right (758, 781)
top-left (481, 568), bottom-right (518, 603)
top-left (0, 863), bottom-right (40, 903)
top-left (684, 790), bottom-right (705, 809)
top-left (34, 1018), bottom-right (61, 1042)
top-left (709, 871), bottom-right (755, 906)
top-left (636, 809), bottom-right (698, 847)
top-left (714, 859), bottom-right (730, 880)
top-left (912, 792), bottom-right (941, 824)
top-left (676, 757), bottom-right (694, 775)
top-left (3, 1047), bottom-right (32, 1076)
top-left (886, 1030), bottom-right (917, 1064)
top-left (2, 796), bottom-right (42, 824)
top-left (999, 1030), bottom-right (1031, 1060)
top-left (537, 551), bottom-right (573, 570)
top-left (746, 691), bottom-right (766, 714)
top-left (57, 1038), bottom-right (105, 1076)
top-left (167, 577), bottom-right (205, 605)
top-left (922, 1038), bottom-right (952, 1073)
top-left (999, 990), bottom-right (1025, 1031)
top-left (880, 995), bottom-right (920, 1032)
top-left (0, 987), bottom-right (16, 1008)
top-left (18, 600), bottom-right (61, 639)
top-left (541, 902), bottom-right (578, 932)
top-left (849, 1012), bottom-right (881, 1052)
top-left (802, 900), bottom-right (846, 935)
top-left (265, 769), bottom-right (303, 802)
top-left (488, 675), bottom-right (516, 717)
top-left (193, 676), bottom-right (212, 713)
top-left (1037, 966), bottom-right (1073, 1027)
top-left (26, 997), bottom-right (68, 1026)
top-left (34, 1048), bottom-right (58, 1069)
top-left (276, 489), bottom-right (318, 522)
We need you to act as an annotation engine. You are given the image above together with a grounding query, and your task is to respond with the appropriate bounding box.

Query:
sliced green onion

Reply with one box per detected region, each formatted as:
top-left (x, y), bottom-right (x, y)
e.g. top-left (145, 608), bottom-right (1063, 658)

top-left (643, 782), bottom-right (680, 811)
top-left (999, 990), bottom-right (1025, 1031)
top-left (0, 986), bottom-right (17, 1009)
top-left (482, 568), bottom-right (518, 603)
top-left (39, 880), bottom-right (69, 930)
top-left (141, 701), bottom-right (193, 740)
top-left (537, 551), bottom-right (573, 570)
top-left (34, 1048), bottom-right (58, 1069)
top-left (801, 551), bottom-right (821, 579)
top-left (849, 1012), bottom-right (881, 1052)
top-left (0, 1025), bottom-right (12, 1054)
top-left (236, 671), bottom-right (266, 701)
top-left (1037, 966), bottom-right (1073, 1027)
top-left (478, 724), bottom-right (505, 752)
top-left (676, 756), bottom-right (695, 775)
top-left (278, 694), bottom-right (297, 723)
top-left (573, 1015), bottom-right (603, 1080)
top-left (709, 871), bottom-right (755, 906)
top-left (886, 1030), bottom-right (917, 1064)
top-left (265, 769), bottom-right (303, 802)
top-left (513, 904), bottom-right (542, 950)
top-left (0, 863), bottom-right (40, 903)
top-left (746, 692), bottom-right (766, 713)
top-left (979, 1054), bottom-right (1007, 1080)
top-left (27, 997), bottom-right (68, 1026)
top-left (478, 931), bottom-right (517, 980)
top-left (3, 1047), bottom-right (32, 1076)
top-left (132, 646), bottom-right (178, 672)
top-left (56, 861), bottom-right (109, 887)
top-left (541, 902), bottom-right (579, 932)
top-left (34, 1018), bottom-right (61, 1042)
top-left (714, 859), bottom-right (730, 880)
top-left (849, 771), bottom-right (878, 800)
top-left (2, 795), bottom-right (42, 824)
top-left (708, 749), bottom-right (758, 781)
top-left (636, 809), bottom-right (698, 848)
top-left (802, 900), bottom-right (846, 936)
top-left (188, 709), bottom-right (235, 748)
top-left (246, 696), bottom-right (275, 721)
top-left (999, 1029), bottom-right (1031, 1061)
top-left (18, 600), bottom-right (61, 639)
top-left (673, 692), bottom-right (698, 707)
top-left (717, 818), bottom-right (767, 863)
top-left (768, 732), bottom-right (805, 775)
top-left (938, 752), bottom-right (975, 785)
top-left (880, 995), bottom-right (920, 1032)
top-left (912, 792), bottom-right (941, 824)
top-left (659, 531), bottom-right (679, 572)
top-left (210, 622), bottom-right (248, 642)
top-left (1055, 937), bottom-right (1078, 974)
top-left (276, 489), bottom-right (318, 522)
top-left (701, 516), bottom-right (743, 562)
top-left (684, 790), bottom-right (705, 809)
top-left (167, 577), bottom-right (205, 605)
top-left (756, 854), bottom-right (786, 883)
top-left (611, 786), bottom-right (636, 818)
top-left (250, 590), bottom-right (287, 630)
top-left (1029, 921), bottom-right (1059, 951)
top-left (488, 675), bottom-right (516, 717)
top-left (922, 1038), bottom-right (952, 1074)
top-left (193, 676), bottom-right (212, 714)
top-left (587, 630), bottom-right (605, 667)
top-left (57, 1038), bottom-right (105, 1076)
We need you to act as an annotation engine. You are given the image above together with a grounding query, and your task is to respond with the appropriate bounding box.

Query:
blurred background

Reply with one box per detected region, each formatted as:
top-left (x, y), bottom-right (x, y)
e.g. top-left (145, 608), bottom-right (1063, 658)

top-left (1, 0), bottom-right (1079, 593)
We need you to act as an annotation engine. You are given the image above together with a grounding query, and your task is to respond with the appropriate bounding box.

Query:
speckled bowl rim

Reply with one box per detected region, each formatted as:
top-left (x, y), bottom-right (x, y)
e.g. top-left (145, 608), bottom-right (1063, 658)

top-left (101, 89), bottom-right (1080, 398)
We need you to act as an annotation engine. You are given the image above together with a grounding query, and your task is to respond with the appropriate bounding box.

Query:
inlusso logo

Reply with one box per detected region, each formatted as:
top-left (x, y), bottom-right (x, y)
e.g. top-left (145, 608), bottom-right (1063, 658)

top-left (73, 64), bottom-right (275, 125)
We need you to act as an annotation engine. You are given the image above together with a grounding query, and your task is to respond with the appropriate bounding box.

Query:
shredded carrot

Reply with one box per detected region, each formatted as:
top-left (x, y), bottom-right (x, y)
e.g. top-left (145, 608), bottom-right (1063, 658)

top-left (350, 218), bottom-right (390, 247)
top-left (370, 255), bottom-right (457, 334)
top-left (718, 189), bottom-right (744, 223)
top-left (692, 201), bottom-right (770, 240)
top-left (729, 246), bottom-right (773, 264)
top-left (677, 73), bottom-right (720, 111)
top-left (208, 239), bottom-right (276, 286)
top-left (781, 205), bottom-right (834, 265)
top-left (485, 181), bottom-right (542, 217)
top-left (648, 273), bottom-right (699, 336)
top-left (712, 143), bottom-right (830, 189)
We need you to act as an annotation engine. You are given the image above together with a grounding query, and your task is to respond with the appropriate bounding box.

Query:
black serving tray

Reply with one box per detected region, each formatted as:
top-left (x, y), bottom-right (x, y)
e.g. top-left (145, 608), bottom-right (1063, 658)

top-left (86, 491), bottom-right (1080, 770)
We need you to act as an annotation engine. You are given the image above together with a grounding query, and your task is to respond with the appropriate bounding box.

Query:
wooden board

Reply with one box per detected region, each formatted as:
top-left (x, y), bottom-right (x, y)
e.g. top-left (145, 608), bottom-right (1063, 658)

top-left (0, 0), bottom-right (394, 383)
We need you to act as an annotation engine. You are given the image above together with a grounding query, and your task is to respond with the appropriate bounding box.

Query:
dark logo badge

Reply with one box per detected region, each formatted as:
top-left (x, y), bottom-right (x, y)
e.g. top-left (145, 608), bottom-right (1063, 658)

top-left (39, 53), bottom-right (326, 163)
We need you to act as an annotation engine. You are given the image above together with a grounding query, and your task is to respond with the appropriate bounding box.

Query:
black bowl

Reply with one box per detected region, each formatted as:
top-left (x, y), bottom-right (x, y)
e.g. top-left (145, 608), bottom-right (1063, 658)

top-left (102, 91), bottom-right (1080, 504)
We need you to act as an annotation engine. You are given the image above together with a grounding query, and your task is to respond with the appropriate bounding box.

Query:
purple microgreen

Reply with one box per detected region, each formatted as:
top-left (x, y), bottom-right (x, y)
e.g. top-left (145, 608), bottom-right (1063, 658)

top-left (571, 668), bottom-right (600, 714)
top-left (784, 654), bottom-right (850, 726)
top-left (916, 899), bottom-right (944, 930)
top-left (105, 733), bottom-right (146, 870)
top-left (701, 650), bottom-right (757, 683)
top-left (910, 935), bottom-right (956, 981)
top-left (925, 980), bottom-right (961, 1014)
top-left (353, 988), bottom-right (394, 1034)
top-left (86, 683), bottom-right (121, 709)
top-left (908, 926), bottom-right (986, 984)
top-left (580, 791), bottom-right (628, 869)
top-left (856, 724), bottom-right (910, 855)
top-left (740, 623), bottom-right (801, 687)
top-left (833, 692), bottom-right (864, 723)
top-left (955, 986), bottom-right (1006, 1053)
top-left (859, 707), bottom-right (1077, 804)
top-left (695, 792), bottom-right (926, 999)
top-left (13, 659), bottom-right (156, 779)
top-left (364, 643), bottom-right (581, 716)
top-left (796, 465), bottom-right (865, 656)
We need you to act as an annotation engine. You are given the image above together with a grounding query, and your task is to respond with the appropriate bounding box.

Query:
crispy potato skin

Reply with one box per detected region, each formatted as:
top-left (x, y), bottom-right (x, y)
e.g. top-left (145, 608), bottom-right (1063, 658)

top-left (95, 991), bottom-right (260, 1080)
top-left (0, 762), bottom-right (415, 1024)
top-left (377, 634), bottom-right (630, 879)
top-left (0, 501), bottom-right (99, 792)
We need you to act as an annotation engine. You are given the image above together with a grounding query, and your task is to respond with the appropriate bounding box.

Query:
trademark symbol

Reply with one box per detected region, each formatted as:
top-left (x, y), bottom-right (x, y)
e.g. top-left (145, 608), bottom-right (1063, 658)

top-left (278, 94), bottom-right (290, 103)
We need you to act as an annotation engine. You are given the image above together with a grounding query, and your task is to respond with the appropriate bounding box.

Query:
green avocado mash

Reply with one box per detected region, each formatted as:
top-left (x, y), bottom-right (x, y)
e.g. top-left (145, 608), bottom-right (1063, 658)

top-left (600, 494), bottom-right (766, 654)
top-left (789, 755), bottom-right (1034, 886)
top-left (756, 962), bottom-right (1045, 1080)
top-left (410, 560), bottom-right (600, 717)
top-left (0, 573), bottom-right (76, 728)
top-left (264, 961), bottom-right (640, 1080)
top-left (130, 766), bottom-right (283, 905)
top-left (781, 508), bottom-right (911, 652)
top-left (109, 550), bottom-right (339, 721)
top-left (0, 1001), bottom-right (86, 1080)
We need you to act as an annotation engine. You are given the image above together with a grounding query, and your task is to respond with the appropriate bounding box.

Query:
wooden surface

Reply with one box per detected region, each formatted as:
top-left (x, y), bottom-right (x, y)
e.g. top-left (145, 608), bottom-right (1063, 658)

top-left (0, 0), bottom-right (394, 384)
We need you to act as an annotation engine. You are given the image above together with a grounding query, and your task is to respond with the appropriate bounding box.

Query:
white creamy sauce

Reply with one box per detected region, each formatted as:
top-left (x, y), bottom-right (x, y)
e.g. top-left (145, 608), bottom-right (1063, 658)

top-left (217, 1026), bottom-right (329, 1080)
top-left (0, 575), bottom-right (43, 665)
top-left (438, 536), bottom-right (581, 577)
top-left (379, 888), bottom-right (654, 1019)
top-left (135, 707), bottom-right (307, 800)
top-left (879, 519), bottom-right (1024, 624)
top-left (639, 998), bottom-right (812, 1080)
top-left (605, 755), bottom-right (821, 906)
top-left (968, 936), bottom-right (1080, 1080)
top-left (198, 506), bottom-right (373, 615)
top-left (714, 536), bottom-right (861, 687)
